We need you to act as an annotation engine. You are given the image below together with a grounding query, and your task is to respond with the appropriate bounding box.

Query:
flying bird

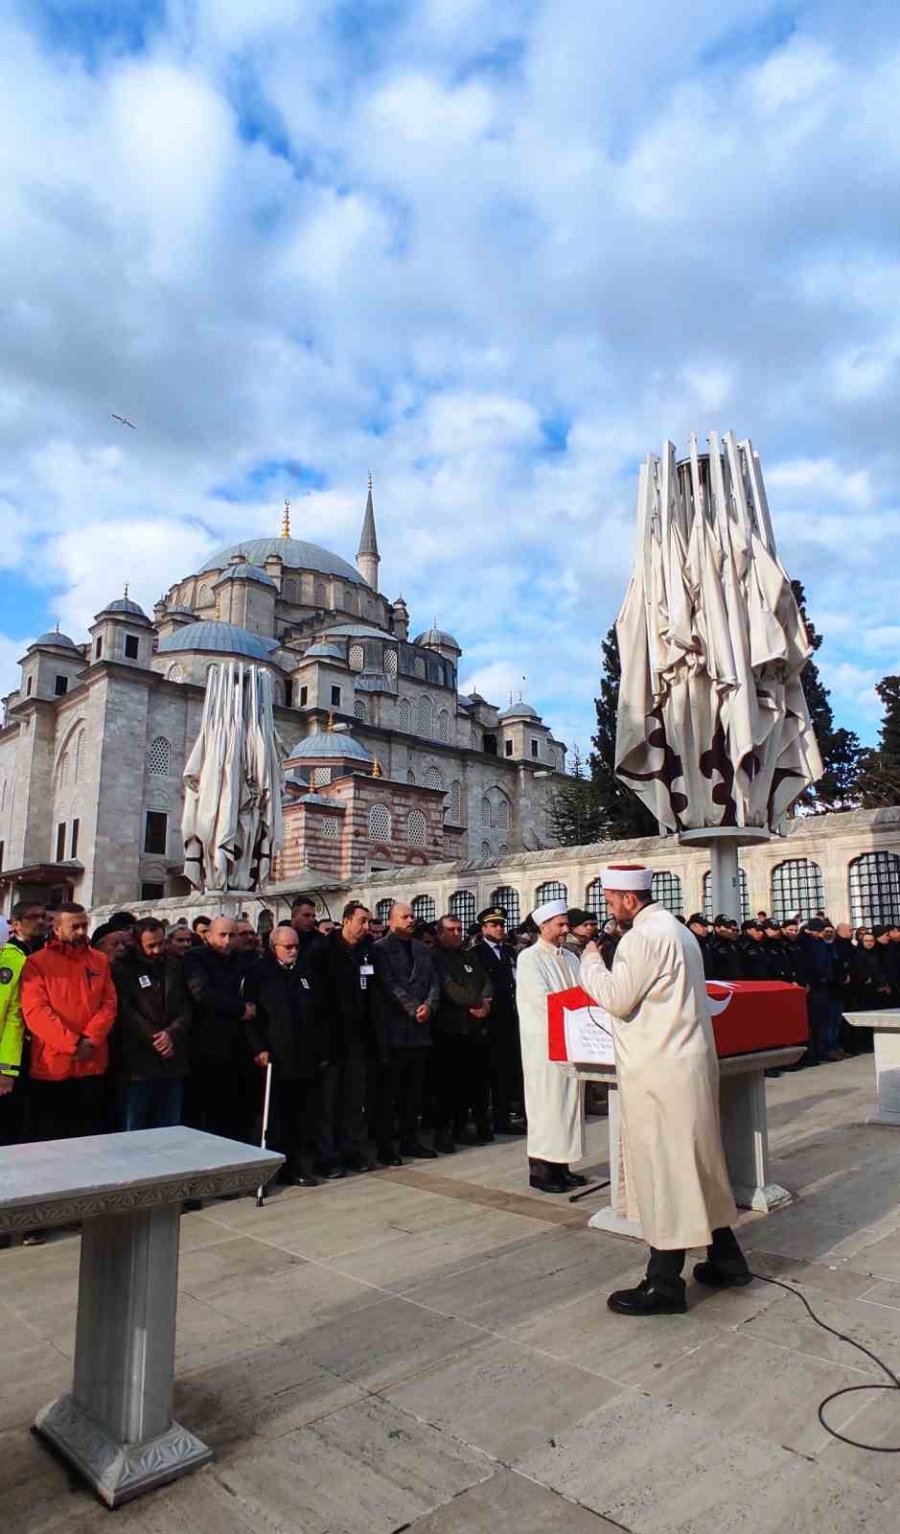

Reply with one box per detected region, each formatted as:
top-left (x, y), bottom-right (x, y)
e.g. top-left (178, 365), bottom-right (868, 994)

top-left (111, 413), bottom-right (136, 429)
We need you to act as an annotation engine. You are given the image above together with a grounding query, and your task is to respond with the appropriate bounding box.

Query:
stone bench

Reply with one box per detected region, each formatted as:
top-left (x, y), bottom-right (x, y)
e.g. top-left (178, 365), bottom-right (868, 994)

top-left (845, 1010), bottom-right (900, 1125)
top-left (0, 1126), bottom-right (283, 1507)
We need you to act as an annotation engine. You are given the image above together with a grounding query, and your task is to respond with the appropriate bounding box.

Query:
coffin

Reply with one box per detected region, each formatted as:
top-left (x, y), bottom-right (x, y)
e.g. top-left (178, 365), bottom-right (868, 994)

top-left (548, 980), bottom-right (808, 1065)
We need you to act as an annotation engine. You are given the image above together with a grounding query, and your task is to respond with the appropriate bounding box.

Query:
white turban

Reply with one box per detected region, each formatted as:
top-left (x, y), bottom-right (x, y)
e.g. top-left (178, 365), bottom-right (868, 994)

top-left (601, 864), bottom-right (654, 893)
top-left (531, 898), bottom-right (567, 926)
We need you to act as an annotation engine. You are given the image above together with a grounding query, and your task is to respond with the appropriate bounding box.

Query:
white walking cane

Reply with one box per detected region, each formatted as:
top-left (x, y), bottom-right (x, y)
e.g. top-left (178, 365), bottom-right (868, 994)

top-left (256, 1060), bottom-right (274, 1208)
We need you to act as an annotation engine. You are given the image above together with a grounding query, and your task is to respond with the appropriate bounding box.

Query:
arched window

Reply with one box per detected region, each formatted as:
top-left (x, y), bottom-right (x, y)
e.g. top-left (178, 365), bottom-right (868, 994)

top-left (437, 709), bottom-right (450, 744)
top-left (652, 871), bottom-right (683, 915)
top-left (311, 766), bottom-right (331, 787)
top-left (490, 886), bottom-right (520, 925)
top-left (449, 890), bottom-right (476, 929)
top-left (349, 644), bottom-right (364, 671)
top-left (57, 750), bottom-right (69, 788)
top-left (703, 868), bottom-right (750, 920)
top-left (321, 816), bottom-right (340, 841)
top-left (384, 648), bottom-right (398, 677)
top-left (147, 736), bottom-right (171, 776)
top-left (481, 840), bottom-right (493, 859)
top-left (413, 656), bottom-right (426, 680)
top-left (417, 695), bottom-right (433, 736)
top-left (412, 894), bottom-right (436, 922)
top-left (447, 781), bottom-right (462, 822)
top-left (369, 804), bottom-right (392, 841)
top-left (771, 859), bottom-right (825, 922)
top-left (849, 851), bottom-right (900, 927)
top-left (407, 809), bottom-right (427, 846)
top-left (535, 878), bottom-right (567, 906)
top-left (375, 897), bottom-right (393, 925)
top-left (354, 699), bottom-right (367, 722)
top-left (496, 797), bottom-right (510, 831)
top-left (282, 576), bottom-right (299, 603)
top-left (398, 698), bottom-right (412, 732)
top-left (314, 580), bottom-right (326, 607)
top-left (585, 879), bottom-right (609, 922)
top-left (406, 768), bottom-right (416, 785)
top-left (481, 795), bottom-right (492, 829)
top-left (197, 584), bottom-right (210, 605)
top-left (424, 765), bottom-right (442, 791)
top-left (498, 843), bottom-right (510, 858)
top-left (166, 662), bottom-right (185, 683)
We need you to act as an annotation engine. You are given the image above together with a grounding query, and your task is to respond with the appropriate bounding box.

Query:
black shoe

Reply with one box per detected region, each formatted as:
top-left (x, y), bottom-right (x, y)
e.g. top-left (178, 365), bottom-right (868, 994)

top-left (433, 1132), bottom-right (457, 1154)
top-left (321, 1165), bottom-right (346, 1180)
top-left (376, 1149), bottom-right (403, 1167)
top-left (607, 1279), bottom-right (687, 1315)
top-left (288, 1174), bottom-right (321, 1188)
top-left (692, 1260), bottom-right (753, 1289)
top-left (342, 1154), bottom-right (376, 1174)
top-left (529, 1171), bottom-right (569, 1194)
top-left (562, 1170), bottom-right (588, 1188)
top-left (474, 1126), bottom-right (495, 1144)
top-left (400, 1141), bottom-right (439, 1160)
top-left (495, 1121), bottom-right (527, 1136)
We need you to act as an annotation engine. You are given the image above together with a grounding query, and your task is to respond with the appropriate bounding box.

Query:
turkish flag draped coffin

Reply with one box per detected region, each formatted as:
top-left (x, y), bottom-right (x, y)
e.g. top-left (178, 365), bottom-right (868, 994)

top-left (548, 980), bottom-right (808, 1064)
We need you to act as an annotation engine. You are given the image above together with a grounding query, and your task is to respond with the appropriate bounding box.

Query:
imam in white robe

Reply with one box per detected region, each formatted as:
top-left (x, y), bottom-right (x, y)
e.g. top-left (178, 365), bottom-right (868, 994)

top-left (515, 939), bottom-right (585, 1165)
top-left (580, 902), bottom-right (736, 1249)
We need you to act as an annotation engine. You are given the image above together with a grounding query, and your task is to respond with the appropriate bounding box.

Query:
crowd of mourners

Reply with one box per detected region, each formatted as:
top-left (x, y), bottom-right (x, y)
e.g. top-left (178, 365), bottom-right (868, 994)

top-left (2, 894), bottom-right (898, 1244)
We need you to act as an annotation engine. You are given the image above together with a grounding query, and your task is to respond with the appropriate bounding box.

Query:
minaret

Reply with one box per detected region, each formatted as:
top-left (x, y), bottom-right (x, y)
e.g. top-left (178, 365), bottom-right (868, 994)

top-left (356, 473), bottom-right (380, 591)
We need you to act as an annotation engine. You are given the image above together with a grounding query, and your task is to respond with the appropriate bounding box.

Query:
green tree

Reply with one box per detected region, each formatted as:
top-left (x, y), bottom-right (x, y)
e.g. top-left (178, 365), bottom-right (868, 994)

top-left (858, 676), bottom-right (900, 807)
top-left (792, 580), bottom-right (862, 810)
top-left (548, 744), bottom-right (602, 846)
top-left (589, 625), bottom-right (658, 839)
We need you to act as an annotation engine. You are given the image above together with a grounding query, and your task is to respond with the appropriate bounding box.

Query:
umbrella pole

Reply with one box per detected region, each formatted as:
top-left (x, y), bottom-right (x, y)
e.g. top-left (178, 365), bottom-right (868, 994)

top-left (710, 836), bottom-right (741, 923)
top-left (256, 1061), bottom-right (274, 1208)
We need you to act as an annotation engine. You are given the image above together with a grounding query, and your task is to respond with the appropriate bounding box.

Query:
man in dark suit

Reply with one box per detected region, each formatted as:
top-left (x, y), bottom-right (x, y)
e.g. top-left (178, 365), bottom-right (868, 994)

top-left (372, 902), bottom-right (440, 1164)
top-left (249, 925), bottom-right (328, 1186)
top-left (471, 907), bottom-right (525, 1135)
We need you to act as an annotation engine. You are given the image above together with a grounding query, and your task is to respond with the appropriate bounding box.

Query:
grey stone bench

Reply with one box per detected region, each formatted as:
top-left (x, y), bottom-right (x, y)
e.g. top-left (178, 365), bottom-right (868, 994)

top-left (845, 1010), bottom-right (900, 1125)
top-left (0, 1127), bottom-right (282, 1507)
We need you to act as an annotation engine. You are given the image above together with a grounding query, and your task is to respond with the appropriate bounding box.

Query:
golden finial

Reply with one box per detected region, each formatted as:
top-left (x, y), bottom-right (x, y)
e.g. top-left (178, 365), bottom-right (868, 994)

top-left (326, 710), bottom-right (334, 732)
top-left (281, 498), bottom-right (291, 538)
top-left (372, 756), bottom-right (383, 778)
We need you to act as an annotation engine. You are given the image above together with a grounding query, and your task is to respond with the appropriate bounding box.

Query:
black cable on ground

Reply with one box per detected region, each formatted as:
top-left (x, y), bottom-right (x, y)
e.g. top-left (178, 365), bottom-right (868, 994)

top-left (748, 1270), bottom-right (900, 1452)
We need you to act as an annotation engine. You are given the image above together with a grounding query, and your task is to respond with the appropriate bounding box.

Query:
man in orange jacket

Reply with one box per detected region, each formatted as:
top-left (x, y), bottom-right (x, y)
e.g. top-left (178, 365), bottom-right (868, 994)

top-left (22, 903), bottom-right (117, 1142)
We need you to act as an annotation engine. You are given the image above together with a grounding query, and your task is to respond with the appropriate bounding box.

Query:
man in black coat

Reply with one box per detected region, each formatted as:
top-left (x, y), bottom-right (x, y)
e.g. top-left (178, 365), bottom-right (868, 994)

top-left (470, 906), bottom-right (525, 1134)
top-left (738, 919), bottom-right (771, 980)
top-left (432, 914), bottom-right (493, 1153)
top-left (687, 914), bottom-right (714, 979)
top-left (111, 916), bottom-right (191, 1131)
top-left (248, 925), bottom-right (327, 1186)
top-left (183, 915), bottom-right (257, 1142)
top-left (318, 901), bottom-right (378, 1175)
top-left (707, 916), bottom-right (744, 980)
top-left (372, 902), bottom-right (440, 1164)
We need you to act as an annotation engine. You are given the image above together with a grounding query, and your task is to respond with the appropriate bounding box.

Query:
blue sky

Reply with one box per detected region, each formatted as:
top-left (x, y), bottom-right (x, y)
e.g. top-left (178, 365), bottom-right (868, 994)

top-left (1, 0), bottom-right (899, 754)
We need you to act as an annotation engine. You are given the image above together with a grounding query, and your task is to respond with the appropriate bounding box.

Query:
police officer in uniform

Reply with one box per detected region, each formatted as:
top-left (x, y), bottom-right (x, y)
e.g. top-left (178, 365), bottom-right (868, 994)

top-left (471, 907), bottom-right (526, 1135)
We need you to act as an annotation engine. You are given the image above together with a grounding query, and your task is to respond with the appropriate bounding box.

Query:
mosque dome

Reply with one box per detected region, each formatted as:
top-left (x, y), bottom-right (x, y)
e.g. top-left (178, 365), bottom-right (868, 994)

top-left (98, 596), bottom-right (149, 620)
top-left (30, 631), bottom-right (79, 651)
top-left (199, 538), bottom-right (367, 586)
top-left (288, 732), bottom-right (374, 764)
top-left (303, 642), bottom-right (346, 661)
top-left (212, 563), bottom-right (277, 589)
top-left (156, 621), bottom-right (279, 662)
top-left (499, 700), bottom-right (540, 721)
top-left (413, 626), bottom-right (461, 652)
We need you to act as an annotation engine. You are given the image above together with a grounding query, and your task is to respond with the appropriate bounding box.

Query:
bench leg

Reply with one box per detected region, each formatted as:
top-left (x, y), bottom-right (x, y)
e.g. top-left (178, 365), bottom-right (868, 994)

top-left (719, 1072), bottom-right (792, 1213)
top-left (34, 1206), bottom-right (212, 1507)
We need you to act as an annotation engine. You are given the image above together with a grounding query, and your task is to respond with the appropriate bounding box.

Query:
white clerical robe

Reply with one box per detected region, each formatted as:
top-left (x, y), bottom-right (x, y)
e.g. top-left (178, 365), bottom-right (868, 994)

top-left (580, 902), bottom-right (736, 1249)
top-left (516, 939), bottom-right (585, 1165)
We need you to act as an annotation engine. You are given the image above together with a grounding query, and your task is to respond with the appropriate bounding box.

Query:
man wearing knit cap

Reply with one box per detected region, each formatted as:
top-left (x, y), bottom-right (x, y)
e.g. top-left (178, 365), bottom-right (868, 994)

top-left (580, 864), bottom-right (749, 1314)
top-left (515, 898), bottom-right (586, 1193)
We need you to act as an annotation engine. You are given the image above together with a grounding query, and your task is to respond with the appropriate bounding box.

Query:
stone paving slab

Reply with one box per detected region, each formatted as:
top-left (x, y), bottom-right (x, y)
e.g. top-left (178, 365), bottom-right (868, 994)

top-left (404, 1466), bottom-right (623, 1531)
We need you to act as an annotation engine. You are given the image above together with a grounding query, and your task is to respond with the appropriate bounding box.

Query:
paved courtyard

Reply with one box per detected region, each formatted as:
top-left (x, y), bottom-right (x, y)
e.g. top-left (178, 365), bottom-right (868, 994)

top-left (4, 1057), bottom-right (900, 1533)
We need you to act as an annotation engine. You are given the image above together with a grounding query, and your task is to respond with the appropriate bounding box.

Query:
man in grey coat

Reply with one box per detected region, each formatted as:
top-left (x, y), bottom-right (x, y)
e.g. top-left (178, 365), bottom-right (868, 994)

top-left (372, 902), bottom-right (440, 1165)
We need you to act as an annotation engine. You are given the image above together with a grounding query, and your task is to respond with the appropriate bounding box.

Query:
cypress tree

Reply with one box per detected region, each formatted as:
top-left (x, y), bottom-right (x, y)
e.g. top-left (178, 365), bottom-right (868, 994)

top-left (859, 676), bottom-right (900, 807)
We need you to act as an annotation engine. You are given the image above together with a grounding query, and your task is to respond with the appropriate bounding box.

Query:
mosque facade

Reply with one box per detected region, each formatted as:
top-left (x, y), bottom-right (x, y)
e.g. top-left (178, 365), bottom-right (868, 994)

top-left (0, 485), bottom-right (568, 913)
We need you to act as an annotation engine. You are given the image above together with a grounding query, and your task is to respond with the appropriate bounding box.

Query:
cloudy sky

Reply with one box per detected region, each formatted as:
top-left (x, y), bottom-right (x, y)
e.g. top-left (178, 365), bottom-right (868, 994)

top-left (2, 0), bottom-right (898, 756)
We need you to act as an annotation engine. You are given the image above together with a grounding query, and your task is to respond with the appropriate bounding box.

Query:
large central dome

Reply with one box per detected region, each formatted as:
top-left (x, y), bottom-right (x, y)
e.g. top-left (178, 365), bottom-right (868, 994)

top-left (200, 537), bottom-right (367, 586)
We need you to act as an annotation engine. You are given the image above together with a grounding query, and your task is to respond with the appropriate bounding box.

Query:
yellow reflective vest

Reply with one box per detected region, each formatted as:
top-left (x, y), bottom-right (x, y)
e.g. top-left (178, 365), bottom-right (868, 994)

top-left (0, 942), bottom-right (26, 1078)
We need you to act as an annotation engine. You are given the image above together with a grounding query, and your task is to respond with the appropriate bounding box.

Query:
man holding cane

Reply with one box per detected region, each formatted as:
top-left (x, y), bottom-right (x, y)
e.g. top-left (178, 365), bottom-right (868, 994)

top-left (579, 864), bottom-right (749, 1315)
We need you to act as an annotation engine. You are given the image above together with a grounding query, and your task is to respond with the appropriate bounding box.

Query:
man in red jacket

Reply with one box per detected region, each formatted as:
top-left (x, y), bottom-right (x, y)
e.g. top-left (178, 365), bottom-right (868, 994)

top-left (21, 903), bottom-right (117, 1143)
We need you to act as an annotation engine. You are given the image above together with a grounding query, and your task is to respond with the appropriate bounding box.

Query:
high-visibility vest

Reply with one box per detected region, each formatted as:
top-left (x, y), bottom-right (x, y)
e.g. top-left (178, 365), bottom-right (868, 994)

top-left (0, 942), bottom-right (26, 1078)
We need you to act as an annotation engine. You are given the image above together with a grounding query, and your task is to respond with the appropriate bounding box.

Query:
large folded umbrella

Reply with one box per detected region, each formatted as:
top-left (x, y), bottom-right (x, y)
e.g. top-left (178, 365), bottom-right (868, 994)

top-left (182, 662), bottom-right (284, 892)
top-left (615, 432), bottom-right (823, 834)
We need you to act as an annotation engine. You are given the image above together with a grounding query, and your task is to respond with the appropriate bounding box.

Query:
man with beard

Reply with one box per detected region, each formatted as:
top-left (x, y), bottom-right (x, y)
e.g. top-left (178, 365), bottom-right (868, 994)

top-left (21, 903), bottom-right (117, 1142)
top-left (515, 899), bottom-right (586, 1193)
top-left (111, 916), bottom-right (191, 1130)
top-left (471, 907), bottom-right (525, 1135)
top-left (249, 925), bottom-right (327, 1187)
top-left (580, 865), bottom-right (747, 1314)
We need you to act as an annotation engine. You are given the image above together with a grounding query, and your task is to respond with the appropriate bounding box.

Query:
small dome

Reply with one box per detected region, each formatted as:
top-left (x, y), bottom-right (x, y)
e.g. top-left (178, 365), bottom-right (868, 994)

top-left (499, 700), bottom-right (539, 721)
top-left (298, 793), bottom-right (346, 808)
top-left (212, 563), bottom-right (277, 589)
top-left (30, 631), bottom-right (79, 651)
top-left (99, 596), bottom-right (149, 620)
top-left (156, 621), bottom-right (279, 662)
top-left (288, 732), bottom-right (374, 763)
top-left (199, 537), bottom-right (367, 586)
top-left (303, 642), bottom-right (346, 660)
top-left (413, 627), bottom-right (461, 652)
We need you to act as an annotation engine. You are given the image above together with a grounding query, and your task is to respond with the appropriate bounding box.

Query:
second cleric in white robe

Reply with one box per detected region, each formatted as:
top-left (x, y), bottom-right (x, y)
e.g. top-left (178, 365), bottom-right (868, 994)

top-left (515, 899), bottom-right (586, 1193)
